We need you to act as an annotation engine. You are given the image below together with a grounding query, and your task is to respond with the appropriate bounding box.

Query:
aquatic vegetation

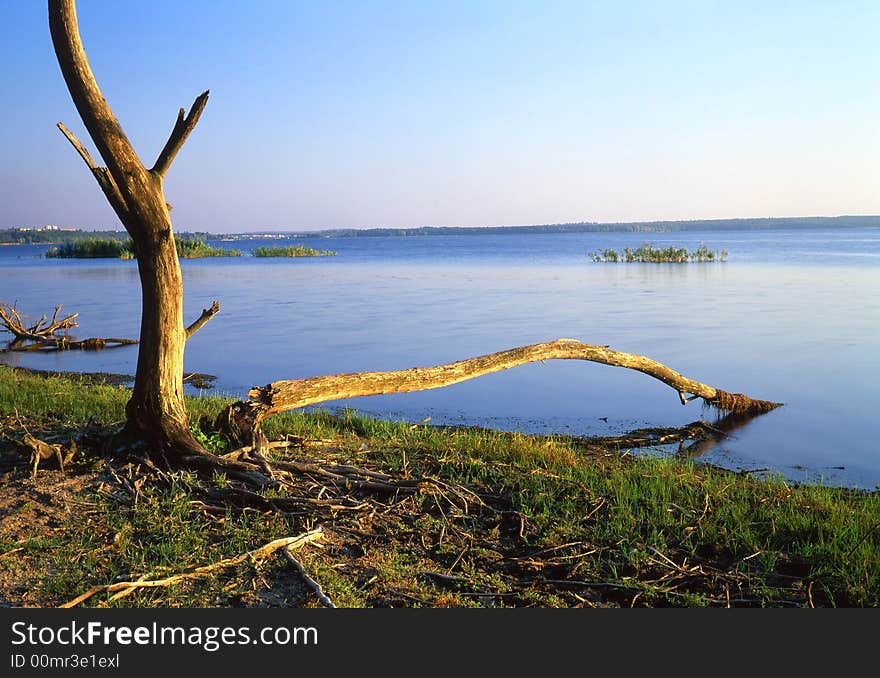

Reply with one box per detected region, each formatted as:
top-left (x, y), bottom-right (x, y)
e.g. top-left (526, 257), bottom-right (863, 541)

top-left (589, 243), bottom-right (727, 263)
top-left (45, 238), bottom-right (133, 259)
top-left (45, 238), bottom-right (240, 259)
top-left (252, 245), bottom-right (337, 257)
top-left (175, 239), bottom-right (241, 258)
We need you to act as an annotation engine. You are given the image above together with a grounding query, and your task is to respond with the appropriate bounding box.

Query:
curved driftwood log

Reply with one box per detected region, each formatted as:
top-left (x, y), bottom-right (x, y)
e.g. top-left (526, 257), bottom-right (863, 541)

top-left (218, 339), bottom-right (781, 446)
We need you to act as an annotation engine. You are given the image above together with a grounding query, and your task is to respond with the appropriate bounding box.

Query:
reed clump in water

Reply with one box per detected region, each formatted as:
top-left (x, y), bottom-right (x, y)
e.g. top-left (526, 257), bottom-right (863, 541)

top-left (45, 238), bottom-right (240, 259)
top-left (589, 243), bottom-right (728, 263)
top-left (252, 245), bottom-right (337, 258)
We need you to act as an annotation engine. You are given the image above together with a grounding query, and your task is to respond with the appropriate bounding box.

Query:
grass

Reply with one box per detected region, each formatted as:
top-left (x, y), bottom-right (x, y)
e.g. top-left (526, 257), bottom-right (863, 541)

top-left (44, 238), bottom-right (241, 259)
top-left (589, 243), bottom-right (728, 263)
top-left (1, 365), bottom-right (878, 608)
top-left (252, 245), bottom-right (337, 258)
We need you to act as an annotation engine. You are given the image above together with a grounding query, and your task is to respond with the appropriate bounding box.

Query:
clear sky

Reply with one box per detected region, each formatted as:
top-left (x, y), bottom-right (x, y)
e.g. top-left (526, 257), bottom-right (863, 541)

top-left (2, 1), bottom-right (879, 232)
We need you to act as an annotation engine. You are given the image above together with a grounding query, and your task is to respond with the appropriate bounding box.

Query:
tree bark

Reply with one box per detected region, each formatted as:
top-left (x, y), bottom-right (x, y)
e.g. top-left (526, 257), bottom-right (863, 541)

top-left (49, 0), bottom-right (207, 459)
top-left (219, 339), bottom-right (781, 447)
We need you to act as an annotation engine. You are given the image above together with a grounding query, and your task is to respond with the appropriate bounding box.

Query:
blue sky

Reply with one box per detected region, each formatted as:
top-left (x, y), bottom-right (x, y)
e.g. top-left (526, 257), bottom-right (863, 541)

top-left (2, 1), bottom-right (879, 232)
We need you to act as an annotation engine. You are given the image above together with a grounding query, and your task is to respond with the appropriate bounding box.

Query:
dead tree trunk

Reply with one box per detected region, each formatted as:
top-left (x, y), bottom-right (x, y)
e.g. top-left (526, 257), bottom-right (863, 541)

top-left (49, 0), bottom-right (209, 459)
top-left (218, 339), bottom-right (782, 448)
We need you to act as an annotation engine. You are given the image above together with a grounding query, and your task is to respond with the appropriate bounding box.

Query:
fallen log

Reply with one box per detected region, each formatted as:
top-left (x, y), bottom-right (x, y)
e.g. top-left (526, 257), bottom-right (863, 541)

top-left (218, 338), bottom-right (781, 447)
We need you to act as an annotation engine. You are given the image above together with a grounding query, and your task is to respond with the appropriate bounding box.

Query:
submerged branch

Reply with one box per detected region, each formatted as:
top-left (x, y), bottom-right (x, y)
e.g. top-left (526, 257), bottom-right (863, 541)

top-left (0, 301), bottom-right (78, 342)
top-left (0, 300), bottom-right (136, 353)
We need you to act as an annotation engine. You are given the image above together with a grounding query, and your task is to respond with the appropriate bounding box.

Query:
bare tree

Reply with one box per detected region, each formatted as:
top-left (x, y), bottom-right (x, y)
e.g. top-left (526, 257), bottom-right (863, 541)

top-left (50, 0), bottom-right (210, 459)
top-left (48, 0), bottom-right (779, 474)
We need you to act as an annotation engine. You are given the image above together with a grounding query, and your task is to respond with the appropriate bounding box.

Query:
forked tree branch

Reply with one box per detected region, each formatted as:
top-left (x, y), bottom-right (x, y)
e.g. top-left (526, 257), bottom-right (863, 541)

top-left (185, 300), bottom-right (220, 339)
top-left (152, 91), bottom-right (210, 178)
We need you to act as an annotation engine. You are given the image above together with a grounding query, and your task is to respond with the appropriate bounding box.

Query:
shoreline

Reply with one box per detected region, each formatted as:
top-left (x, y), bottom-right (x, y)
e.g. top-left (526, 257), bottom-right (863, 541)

top-left (1, 365), bottom-right (877, 608)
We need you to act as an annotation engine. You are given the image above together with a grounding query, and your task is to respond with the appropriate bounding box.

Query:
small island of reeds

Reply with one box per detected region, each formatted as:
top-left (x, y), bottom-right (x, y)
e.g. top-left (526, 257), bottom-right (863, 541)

top-left (588, 243), bottom-right (727, 263)
top-left (45, 238), bottom-right (134, 259)
top-left (252, 245), bottom-right (338, 258)
top-left (45, 238), bottom-right (241, 260)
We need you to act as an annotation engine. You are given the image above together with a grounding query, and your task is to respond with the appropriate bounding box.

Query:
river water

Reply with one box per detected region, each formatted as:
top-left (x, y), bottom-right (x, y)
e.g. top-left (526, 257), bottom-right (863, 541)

top-left (1, 227), bottom-right (878, 489)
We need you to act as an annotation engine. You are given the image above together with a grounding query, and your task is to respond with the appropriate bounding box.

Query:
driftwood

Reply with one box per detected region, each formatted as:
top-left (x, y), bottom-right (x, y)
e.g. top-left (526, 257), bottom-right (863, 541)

top-left (19, 433), bottom-right (77, 477)
top-left (282, 545), bottom-right (337, 608)
top-left (1, 300), bottom-right (217, 353)
top-left (218, 338), bottom-right (782, 447)
top-left (58, 528), bottom-right (324, 608)
top-left (0, 302), bottom-right (78, 349)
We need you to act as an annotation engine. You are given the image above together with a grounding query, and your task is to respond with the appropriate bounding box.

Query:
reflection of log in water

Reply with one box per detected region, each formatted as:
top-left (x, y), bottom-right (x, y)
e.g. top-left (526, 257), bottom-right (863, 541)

top-left (581, 410), bottom-right (769, 460)
top-left (676, 411), bottom-right (767, 460)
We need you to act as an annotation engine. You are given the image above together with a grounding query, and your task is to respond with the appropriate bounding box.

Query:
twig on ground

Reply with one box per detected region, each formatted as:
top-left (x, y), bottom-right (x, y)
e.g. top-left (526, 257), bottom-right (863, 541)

top-left (282, 545), bottom-right (336, 608)
top-left (58, 528), bottom-right (324, 608)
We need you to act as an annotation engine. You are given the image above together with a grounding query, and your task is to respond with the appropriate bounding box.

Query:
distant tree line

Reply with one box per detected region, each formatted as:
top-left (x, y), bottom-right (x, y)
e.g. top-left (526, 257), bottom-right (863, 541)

top-left (285, 215), bottom-right (880, 238)
top-left (0, 228), bottom-right (212, 245)
top-left (4, 215), bottom-right (878, 245)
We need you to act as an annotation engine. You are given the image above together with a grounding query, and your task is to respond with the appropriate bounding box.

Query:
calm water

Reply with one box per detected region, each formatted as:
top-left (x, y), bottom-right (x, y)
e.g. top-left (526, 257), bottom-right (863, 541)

top-left (1, 228), bottom-right (878, 489)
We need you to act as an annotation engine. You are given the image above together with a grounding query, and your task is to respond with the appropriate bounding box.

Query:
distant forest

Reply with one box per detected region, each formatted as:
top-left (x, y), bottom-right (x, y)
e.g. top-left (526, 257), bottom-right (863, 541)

top-left (2, 216), bottom-right (878, 244)
top-left (297, 215), bottom-right (880, 238)
top-left (0, 229), bottom-right (211, 245)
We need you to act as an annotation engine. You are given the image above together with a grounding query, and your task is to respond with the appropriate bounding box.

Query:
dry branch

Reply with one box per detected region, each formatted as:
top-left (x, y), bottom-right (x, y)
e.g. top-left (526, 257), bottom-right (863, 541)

top-left (19, 433), bottom-right (76, 477)
top-left (1, 301), bottom-right (137, 353)
top-left (185, 300), bottom-right (220, 339)
top-left (0, 301), bottom-right (78, 343)
top-left (282, 545), bottom-right (337, 608)
top-left (219, 338), bottom-right (781, 445)
top-left (152, 91), bottom-right (210, 178)
top-left (57, 122), bottom-right (131, 219)
top-left (58, 528), bottom-right (324, 608)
